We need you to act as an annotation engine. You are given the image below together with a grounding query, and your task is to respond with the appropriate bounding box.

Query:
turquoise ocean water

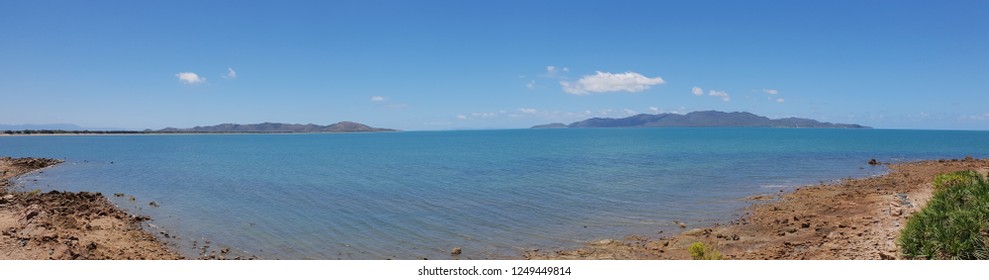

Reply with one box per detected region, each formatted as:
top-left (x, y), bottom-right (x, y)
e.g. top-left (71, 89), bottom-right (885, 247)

top-left (2, 128), bottom-right (989, 259)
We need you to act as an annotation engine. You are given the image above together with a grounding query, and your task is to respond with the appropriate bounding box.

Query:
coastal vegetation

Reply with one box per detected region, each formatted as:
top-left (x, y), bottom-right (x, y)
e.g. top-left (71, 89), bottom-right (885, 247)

top-left (898, 171), bottom-right (989, 259)
top-left (688, 242), bottom-right (723, 260)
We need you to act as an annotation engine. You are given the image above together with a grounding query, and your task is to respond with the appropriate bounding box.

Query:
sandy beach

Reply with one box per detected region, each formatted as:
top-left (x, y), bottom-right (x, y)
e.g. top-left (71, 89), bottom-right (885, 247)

top-left (526, 157), bottom-right (989, 260)
top-left (1, 157), bottom-right (179, 259)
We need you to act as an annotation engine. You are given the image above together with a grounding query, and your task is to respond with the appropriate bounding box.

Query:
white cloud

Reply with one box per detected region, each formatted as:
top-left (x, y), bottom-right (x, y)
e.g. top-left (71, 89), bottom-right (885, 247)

top-left (370, 96), bottom-right (386, 102)
top-left (223, 67), bottom-right (237, 79)
top-left (709, 90), bottom-right (730, 102)
top-left (546, 65), bottom-right (558, 76)
top-left (562, 67), bottom-right (569, 72)
top-left (175, 72), bottom-right (206, 84)
top-left (560, 71), bottom-right (665, 95)
top-left (456, 115), bottom-right (468, 120)
top-left (526, 80), bottom-right (536, 89)
top-left (763, 88), bottom-right (778, 95)
top-left (623, 108), bottom-right (637, 115)
top-left (649, 106), bottom-right (660, 113)
top-left (691, 86), bottom-right (704, 96)
top-left (776, 98), bottom-right (785, 103)
top-left (518, 108), bottom-right (539, 114)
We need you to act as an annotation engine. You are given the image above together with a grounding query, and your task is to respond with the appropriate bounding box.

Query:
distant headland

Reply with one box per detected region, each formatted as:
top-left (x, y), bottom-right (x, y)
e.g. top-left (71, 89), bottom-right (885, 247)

top-left (531, 111), bottom-right (869, 129)
top-left (157, 121), bottom-right (396, 133)
top-left (1, 121), bottom-right (397, 135)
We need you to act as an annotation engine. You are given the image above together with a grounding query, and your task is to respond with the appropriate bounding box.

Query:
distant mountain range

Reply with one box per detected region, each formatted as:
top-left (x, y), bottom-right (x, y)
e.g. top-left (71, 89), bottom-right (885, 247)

top-left (157, 121), bottom-right (397, 133)
top-left (532, 111), bottom-right (869, 129)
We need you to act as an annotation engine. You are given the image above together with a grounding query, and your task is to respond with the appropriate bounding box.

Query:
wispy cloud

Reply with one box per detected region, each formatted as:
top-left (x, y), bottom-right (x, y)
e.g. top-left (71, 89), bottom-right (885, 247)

top-left (762, 88), bottom-right (778, 95)
top-left (545, 65), bottom-right (569, 77)
top-left (649, 106), bottom-right (660, 113)
top-left (776, 98), bottom-right (785, 103)
top-left (962, 113), bottom-right (989, 121)
top-left (709, 90), bottom-right (730, 102)
top-left (518, 108), bottom-right (539, 114)
top-left (560, 71), bottom-right (665, 95)
top-left (471, 112), bottom-right (497, 118)
top-left (623, 108), bottom-right (638, 115)
top-left (526, 80), bottom-right (536, 89)
top-left (456, 115), bottom-right (468, 120)
top-left (669, 106), bottom-right (688, 114)
top-left (223, 67), bottom-right (237, 79)
top-left (369, 96), bottom-right (407, 109)
top-left (175, 72), bottom-right (206, 84)
top-left (691, 86), bottom-right (704, 96)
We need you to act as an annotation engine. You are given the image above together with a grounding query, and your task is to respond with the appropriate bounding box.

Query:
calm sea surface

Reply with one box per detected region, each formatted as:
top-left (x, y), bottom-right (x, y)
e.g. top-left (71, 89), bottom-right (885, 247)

top-left (2, 128), bottom-right (989, 259)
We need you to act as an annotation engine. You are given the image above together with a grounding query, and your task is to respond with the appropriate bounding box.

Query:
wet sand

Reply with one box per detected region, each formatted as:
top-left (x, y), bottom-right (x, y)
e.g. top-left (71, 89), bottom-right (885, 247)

top-left (526, 157), bottom-right (989, 260)
top-left (1, 157), bottom-right (180, 259)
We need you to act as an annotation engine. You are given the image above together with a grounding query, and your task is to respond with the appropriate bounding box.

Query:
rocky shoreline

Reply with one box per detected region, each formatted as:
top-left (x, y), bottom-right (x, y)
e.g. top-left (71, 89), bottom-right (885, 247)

top-left (5, 155), bottom-right (984, 260)
top-left (525, 157), bottom-right (989, 260)
top-left (1, 157), bottom-right (180, 259)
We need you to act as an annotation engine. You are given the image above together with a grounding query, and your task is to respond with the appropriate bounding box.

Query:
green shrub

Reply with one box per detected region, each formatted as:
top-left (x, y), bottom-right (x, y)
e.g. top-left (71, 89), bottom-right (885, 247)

top-left (899, 170), bottom-right (989, 259)
top-left (932, 170), bottom-right (982, 191)
top-left (689, 242), bottom-right (723, 260)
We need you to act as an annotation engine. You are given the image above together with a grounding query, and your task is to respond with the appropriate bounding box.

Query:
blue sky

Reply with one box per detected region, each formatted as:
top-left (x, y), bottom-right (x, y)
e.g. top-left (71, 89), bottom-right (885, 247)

top-left (1, 0), bottom-right (987, 131)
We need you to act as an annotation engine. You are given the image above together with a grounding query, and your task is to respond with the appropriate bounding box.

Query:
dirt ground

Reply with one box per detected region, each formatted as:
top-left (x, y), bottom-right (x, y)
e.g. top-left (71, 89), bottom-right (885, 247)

top-left (525, 158), bottom-right (989, 260)
top-left (1, 157), bottom-right (180, 259)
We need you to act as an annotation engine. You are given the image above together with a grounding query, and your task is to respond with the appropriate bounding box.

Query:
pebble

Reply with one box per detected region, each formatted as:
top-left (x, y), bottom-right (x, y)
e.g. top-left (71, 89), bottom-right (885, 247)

top-left (451, 247), bottom-right (462, 255)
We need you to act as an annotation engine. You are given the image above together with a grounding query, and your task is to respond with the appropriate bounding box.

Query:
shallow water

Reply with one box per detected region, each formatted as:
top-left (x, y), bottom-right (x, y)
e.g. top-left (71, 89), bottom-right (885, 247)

top-left (3, 128), bottom-right (989, 259)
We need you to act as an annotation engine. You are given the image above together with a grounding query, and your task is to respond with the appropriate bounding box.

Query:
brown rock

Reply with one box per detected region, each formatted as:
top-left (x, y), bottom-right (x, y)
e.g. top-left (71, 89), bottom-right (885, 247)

top-left (451, 247), bottom-right (462, 255)
top-left (682, 228), bottom-right (705, 236)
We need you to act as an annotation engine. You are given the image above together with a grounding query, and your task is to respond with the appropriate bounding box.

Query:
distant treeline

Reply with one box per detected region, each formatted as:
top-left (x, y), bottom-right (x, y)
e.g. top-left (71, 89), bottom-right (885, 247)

top-left (1, 130), bottom-right (369, 135)
top-left (3, 121), bottom-right (397, 135)
top-left (3, 130), bottom-right (146, 135)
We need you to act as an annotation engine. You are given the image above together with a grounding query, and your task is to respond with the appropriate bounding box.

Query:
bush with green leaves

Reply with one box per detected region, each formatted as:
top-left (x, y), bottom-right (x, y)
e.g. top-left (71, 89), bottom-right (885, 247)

top-left (899, 170), bottom-right (989, 259)
top-left (932, 170), bottom-right (982, 191)
top-left (688, 242), bottom-right (723, 260)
